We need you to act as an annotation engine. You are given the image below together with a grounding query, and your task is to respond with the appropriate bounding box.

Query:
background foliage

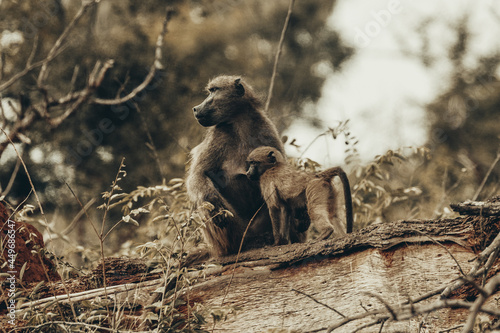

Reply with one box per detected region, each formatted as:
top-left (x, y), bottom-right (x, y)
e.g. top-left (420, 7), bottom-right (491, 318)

top-left (1, 1), bottom-right (500, 331)
top-left (0, 0), bottom-right (499, 263)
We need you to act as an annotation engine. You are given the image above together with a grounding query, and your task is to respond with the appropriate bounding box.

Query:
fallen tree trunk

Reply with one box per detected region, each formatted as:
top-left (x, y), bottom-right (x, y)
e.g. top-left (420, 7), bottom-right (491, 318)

top-left (188, 214), bottom-right (500, 332)
top-left (450, 197), bottom-right (500, 217)
top-left (10, 200), bottom-right (500, 332)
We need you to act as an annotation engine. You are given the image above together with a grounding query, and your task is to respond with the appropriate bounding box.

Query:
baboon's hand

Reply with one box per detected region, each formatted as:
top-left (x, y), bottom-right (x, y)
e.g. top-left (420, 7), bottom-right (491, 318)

top-left (201, 193), bottom-right (232, 229)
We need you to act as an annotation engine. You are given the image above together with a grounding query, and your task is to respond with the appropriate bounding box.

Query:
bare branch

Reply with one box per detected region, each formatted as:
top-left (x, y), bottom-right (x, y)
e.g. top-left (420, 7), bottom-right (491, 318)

top-left (69, 65), bottom-right (80, 92)
top-left (352, 318), bottom-right (386, 333)
top-left (442, 229), bottom-right (500, 298)
top-left (363, 292), bottom-right (397, 320)
top-left (0, 111), bottom-right (37, 154)
top-left (26, 34), bottom-right (39, 68)
top-left (0, 5), bottom-right (171, 159)
top-left (264, 0), bottom-right (295, 113)
top-left (91, 9), bottom-right (170, 106)
top-left (292, 288), bottom-right (345, 318)
top-left (37, 0), bottom-right (99, 87)
top-left (326, 296), bottom-right (500, 332)
top-left (0, 158), bottom-right (21, 199)
top-left (134, 101), bottom-right (165, 180)
top-left (326, 309), bottom-right (386, 332)
top-left (462, 274), bottom-right (500, 332)
top-left (411, 228), bottom-right (465, 276)
top-left (61, 197), bottom-right (96, 235)
top-left (47, 60), bottom-right (114, 127)
top-left (0, 58), bottom-right (46, 92)
top-left (64, 182), bottom-right (99, 237)
top-left (473, 145), bottom-right (500, 201)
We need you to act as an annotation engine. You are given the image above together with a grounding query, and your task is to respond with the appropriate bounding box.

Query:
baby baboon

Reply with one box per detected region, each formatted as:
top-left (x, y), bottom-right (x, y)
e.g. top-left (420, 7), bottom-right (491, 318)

top-left (246, 146), bottom-right (353, 245)
top-left (186, 75), bottom-right (286, 256)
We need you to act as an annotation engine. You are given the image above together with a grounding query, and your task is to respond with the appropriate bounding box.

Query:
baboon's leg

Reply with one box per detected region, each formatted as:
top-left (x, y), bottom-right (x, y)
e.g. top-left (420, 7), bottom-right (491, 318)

top-left (327, 190), bottom-right (346, 237)
top-left (306, 178), bottom-right (336, 239)
top-left (269, 206), bottom-right (289, 245)
top-left (278, 205), bottom-right (291, 245)
top-left (198, 208), bottom-right (244, 256)
top-left (290, 206), bottom-right (310, 243)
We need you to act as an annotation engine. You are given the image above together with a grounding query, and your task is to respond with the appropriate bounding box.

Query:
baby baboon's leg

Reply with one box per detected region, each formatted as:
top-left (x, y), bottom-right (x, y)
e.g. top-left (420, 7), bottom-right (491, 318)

top-left (269, 206), bottom-right (285, 245)
top-left (279, 205), bottom-right (292, 245)
top-left (327, 188), bottom-right (346, 237)
top-left (290, 206), bottom-right (310, 243)
top-left (306, 178), bottom-right (336, 239)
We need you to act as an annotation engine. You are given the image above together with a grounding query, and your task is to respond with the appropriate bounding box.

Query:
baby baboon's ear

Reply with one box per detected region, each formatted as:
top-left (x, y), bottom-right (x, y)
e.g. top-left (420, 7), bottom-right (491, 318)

top-left (268, 150), bottom-right (276, 163)
top-left (234, 78), bottom-right (245, 97)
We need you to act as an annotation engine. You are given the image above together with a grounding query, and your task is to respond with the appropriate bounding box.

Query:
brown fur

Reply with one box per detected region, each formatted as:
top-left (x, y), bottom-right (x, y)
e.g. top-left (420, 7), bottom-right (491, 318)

top-left (246, 146), bottom-right (353, 244)
top-left (186, 75), bottom-right (285, 256)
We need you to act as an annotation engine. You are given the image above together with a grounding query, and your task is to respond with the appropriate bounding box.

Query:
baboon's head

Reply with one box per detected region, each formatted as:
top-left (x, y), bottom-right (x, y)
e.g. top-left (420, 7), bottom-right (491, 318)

top-left (192, 75), bottom-right (260, 127)
top-left (246, 146), bottom-right (285, 181)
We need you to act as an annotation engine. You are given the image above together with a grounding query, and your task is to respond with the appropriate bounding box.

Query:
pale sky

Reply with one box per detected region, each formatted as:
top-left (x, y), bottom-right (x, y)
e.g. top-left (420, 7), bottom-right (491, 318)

top-left (285, 0), bottom-right (500, 166)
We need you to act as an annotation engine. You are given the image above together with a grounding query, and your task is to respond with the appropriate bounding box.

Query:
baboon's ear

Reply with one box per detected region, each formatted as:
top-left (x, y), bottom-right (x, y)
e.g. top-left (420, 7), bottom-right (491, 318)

top-left (234, 78), bottom-right (245, 97)
top-left (268, 150), bottom-right (276, 163)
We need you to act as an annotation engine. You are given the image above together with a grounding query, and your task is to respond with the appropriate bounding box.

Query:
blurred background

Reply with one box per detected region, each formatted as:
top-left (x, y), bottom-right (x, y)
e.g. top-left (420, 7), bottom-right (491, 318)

top-left (1, 0), bottom-right (499, 268)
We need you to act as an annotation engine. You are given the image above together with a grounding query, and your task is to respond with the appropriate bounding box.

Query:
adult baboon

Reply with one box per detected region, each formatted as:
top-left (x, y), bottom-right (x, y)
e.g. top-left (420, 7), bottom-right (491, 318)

top-left (246, 146), bottom-right (353, 245)
top-left (186, 75), bottom-right (285, 256)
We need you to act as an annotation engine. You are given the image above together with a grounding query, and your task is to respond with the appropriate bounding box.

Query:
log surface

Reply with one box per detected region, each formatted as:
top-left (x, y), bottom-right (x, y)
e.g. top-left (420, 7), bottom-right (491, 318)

top-left (197, 244), bottom-right (476, 332)
top-left (187, 215), bottom-right (500, 332)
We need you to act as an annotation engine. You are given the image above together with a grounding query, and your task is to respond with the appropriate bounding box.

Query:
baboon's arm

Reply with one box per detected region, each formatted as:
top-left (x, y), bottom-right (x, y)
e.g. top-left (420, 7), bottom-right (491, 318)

top-left (186, 146), bottom-right (226, 208)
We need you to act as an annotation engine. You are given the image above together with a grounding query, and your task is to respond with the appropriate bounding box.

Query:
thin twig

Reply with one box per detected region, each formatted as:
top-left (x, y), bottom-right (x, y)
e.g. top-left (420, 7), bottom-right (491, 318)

top-left (462, 274), bottom-right (500, 333)
top-left (442, 229), bottom-right (500, 298)
top-left (134, 101), bottom-right (165, 180)
top-left (299, 132), bottom-right (326, 159)
top-left (26, 34), bottom-right (39, 68)
top-left (378, 319), bottom-right (386, 333)
top-left (64, 182), bottom-right (100, 237)
top-left (326, 297), bottom-right (500, 332)
top-left (439, 325), bottom-right (464, 333)
top-left (326, 308), bottom-right (386, 332)
top-left (292, 288), bottom-right (345, 318)
top-left (411, 228), bottom-right (465, 276)
top-left (37, 0), bottom-right (98, 86)
top-left (363, 292), bottom-right (397, 320)
top-left (220, 202), bottom-right (266, 306)
top-left (0, 59), bottom-right (47, 93)
top-left (264, 0), bottom-right (295, 113)
top-left (408, 286), bottom-right (445, 304)
top-left (351, 318), bottom-right (386, 333)
top-left (61, 197), bottom-right (96, 235)
top-left (0, 158), bottom-right (21, 198)
top-left (473, 145), bottom-right (500, 201)
top-left (48, 60), bottom-right (114, 127)
top-left (69, 65), bottom-right (80, 92)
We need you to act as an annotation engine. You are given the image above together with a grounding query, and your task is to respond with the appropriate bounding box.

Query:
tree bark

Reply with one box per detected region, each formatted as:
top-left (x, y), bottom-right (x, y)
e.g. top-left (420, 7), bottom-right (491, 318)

top-left (185, 214), bottom-right (500, 332)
